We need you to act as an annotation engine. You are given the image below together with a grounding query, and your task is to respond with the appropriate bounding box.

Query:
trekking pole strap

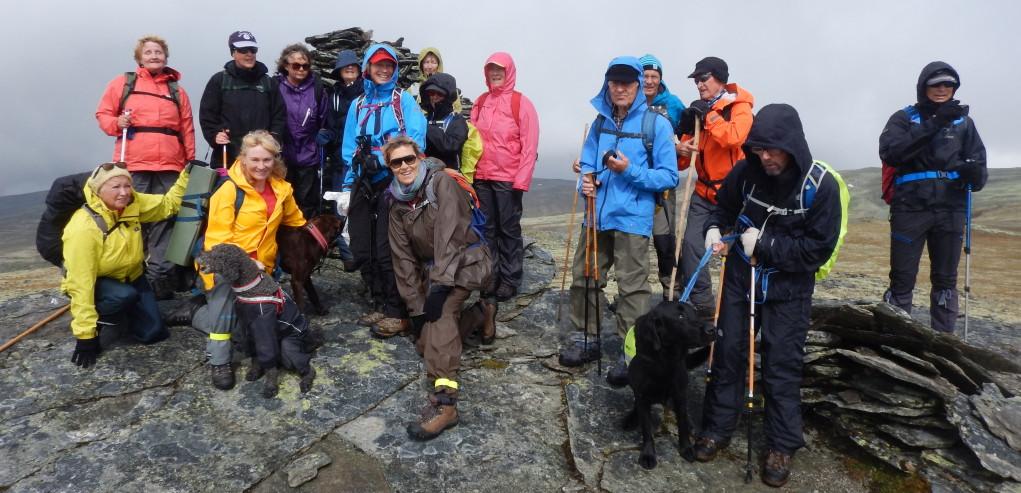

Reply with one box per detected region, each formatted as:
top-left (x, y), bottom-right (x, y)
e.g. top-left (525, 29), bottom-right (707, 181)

top-left (679, 234), bottom-right (737, 303)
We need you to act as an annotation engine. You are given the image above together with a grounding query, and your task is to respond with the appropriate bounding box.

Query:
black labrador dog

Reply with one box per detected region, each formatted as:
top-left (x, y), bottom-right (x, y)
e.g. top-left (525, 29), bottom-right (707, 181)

top-left (622, 300), bottom-right (716, 469)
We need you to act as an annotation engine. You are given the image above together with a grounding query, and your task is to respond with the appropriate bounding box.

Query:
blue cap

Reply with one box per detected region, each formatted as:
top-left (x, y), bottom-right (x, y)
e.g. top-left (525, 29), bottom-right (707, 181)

top-left (333, 50), bottom-right (360, 72)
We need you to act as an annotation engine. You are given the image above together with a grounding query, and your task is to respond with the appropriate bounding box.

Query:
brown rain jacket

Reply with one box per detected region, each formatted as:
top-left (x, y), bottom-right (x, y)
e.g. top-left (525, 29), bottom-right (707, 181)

top-left (389, 169), bottom-right (492, 315)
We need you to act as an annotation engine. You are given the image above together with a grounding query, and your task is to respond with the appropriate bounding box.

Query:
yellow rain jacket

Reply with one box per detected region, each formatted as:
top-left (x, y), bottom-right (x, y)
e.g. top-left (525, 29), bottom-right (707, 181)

top-left (61, 170), bottom-right (189, 339)
top-left (199, 164), bottom-right (305, 289)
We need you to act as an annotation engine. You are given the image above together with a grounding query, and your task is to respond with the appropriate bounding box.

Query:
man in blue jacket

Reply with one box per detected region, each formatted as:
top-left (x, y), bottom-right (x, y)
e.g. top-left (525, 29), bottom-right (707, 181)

top-left (559, 57), bottom-right (678, 381)
top-left (639, 54), bottom-right (687, 298)
top-left (334, 43), bottom-right (427, 336)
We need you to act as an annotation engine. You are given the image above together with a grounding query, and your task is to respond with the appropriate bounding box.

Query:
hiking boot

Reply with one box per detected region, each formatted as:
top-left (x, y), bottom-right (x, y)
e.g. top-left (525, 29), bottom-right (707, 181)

top-left (606, 357), bottom-right (629, 388)
top-left (262, 368), bottom-right (279, 398)
top-left (480, 300), bottom-right (498, 345)
top-left (558, 339), bottom-right (601, 367)
top-left (357, 311), bottom-right (386, 327)
top-left (693, 436), bottom-right (730, 462)
top-left (164, 294), bottom-right (206, 327)
top-left (762, 449), bottom-right (792, 488)
top-left (211, 363), bottom-right (235, 390)
top-left (152, 277), bottom-right (175, 301)
top-left (245, 359), bottom-right (264, 382)
top-left (370, 317), bottom-right (408, 339)
top-left (495, 283), bottom-right (516, 302)
top-left (407, 392), bottom-right (459, 441)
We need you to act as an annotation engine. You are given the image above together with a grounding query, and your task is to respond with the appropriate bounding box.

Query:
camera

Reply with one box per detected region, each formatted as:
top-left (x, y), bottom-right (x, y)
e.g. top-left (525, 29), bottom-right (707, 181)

top-left (353, 135), bottom-right (382, 175)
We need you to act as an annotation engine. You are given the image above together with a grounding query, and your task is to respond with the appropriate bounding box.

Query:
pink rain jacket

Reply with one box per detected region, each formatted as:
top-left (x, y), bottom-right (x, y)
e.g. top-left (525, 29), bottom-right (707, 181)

top-left (469, 52), bottom-right (540, 191)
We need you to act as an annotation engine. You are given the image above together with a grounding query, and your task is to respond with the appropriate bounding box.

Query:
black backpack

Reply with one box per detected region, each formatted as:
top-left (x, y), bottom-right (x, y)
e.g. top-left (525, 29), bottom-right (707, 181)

top-left (36, 172), bottom-right (111, 267)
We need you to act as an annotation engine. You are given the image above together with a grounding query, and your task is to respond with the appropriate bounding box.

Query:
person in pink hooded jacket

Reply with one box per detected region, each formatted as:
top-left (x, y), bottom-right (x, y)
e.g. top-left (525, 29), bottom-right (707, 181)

top-left (470, 52), bottom-right (540, 301)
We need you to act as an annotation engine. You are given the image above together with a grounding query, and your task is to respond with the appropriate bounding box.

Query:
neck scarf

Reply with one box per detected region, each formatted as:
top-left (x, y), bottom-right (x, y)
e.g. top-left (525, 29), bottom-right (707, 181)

top-left (388, 163), bottom-right (428, 202)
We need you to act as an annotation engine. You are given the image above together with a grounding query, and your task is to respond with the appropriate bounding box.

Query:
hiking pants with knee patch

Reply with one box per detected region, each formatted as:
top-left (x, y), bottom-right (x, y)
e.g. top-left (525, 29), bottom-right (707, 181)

top-left (700, 261), bottom-right (810, 455)
top-left (679, 194), bottom-right (716, 309)
top-left (885, 210), bottom-right (964, 333)
top-left (570, 228), bottom-right (650, 338)
top-left (94, 276), bottom-right (167, 343)
top-left (132, 171), bottom-right (179, 283)
top-left (416, 287), bottom-right (472, 384)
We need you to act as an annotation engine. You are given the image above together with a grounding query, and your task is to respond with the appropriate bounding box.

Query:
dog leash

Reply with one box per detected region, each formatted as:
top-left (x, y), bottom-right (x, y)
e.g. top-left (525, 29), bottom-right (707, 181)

top-left (679, 234), bottom-right (738, 303)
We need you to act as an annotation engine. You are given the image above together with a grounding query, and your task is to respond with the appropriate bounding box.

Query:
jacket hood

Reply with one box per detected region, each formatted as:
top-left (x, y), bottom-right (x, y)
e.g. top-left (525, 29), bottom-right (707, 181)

top-left (742, 103), bottom-right (813, 176)
top-left (361, 43), bottom-right (400, 95)
top-left (483, 52), bottom-right (517, 94)
top-left (421, 72), bottom-right (457, 116)
top-left (224, 60), bottom-right (269, 80)
top-left (591, 56), bottom-right (646, 117)
top-left (137, 66), bottom-right (182, 83)
top-left (418, 47), bottom-right (444, 81)
top-left (916, 61), bottom-right (960, 103)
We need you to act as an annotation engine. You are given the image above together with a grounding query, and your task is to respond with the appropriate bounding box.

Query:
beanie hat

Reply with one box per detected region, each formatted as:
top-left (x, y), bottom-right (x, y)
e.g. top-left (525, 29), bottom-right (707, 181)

top-left (688, 56), bottom-right (729, 83)
top-left (88, 163), bottom-right (132, 193)
top-left (639, 54), bottom-right (663, 75)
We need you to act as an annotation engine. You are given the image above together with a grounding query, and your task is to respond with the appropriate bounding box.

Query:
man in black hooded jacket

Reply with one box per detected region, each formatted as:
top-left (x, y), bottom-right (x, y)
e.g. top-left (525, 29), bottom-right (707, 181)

top-left (879, 61), bottom-right (986, 333)
top-left (199, 31), bottom-right (288, 167)
top-left (421, 72), bottom-right (469, 171)
top-left (694, 104), bottom-right (841, 488)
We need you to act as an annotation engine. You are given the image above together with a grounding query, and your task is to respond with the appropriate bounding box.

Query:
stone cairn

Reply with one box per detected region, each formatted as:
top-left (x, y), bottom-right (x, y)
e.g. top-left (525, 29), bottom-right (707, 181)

top-left (304, 27), bottom-right (473, 117)
top-left (804, 301), bottom-right (1021, 491)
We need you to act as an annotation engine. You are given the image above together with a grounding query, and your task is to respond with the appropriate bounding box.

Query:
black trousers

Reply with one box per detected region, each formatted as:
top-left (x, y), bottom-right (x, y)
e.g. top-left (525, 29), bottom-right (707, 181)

top-left (474, 180), bottom-right (523, 294)
top-left (700, 258), bottom-right (811, 455)
top-left (885, 210), bottom-right (965, 333)
top-left (235, 297), bottom-right (312, 374)
top-left (287, 165), bottom-right (322, 220)
top-left (348, 177), bottom-right (406, 318)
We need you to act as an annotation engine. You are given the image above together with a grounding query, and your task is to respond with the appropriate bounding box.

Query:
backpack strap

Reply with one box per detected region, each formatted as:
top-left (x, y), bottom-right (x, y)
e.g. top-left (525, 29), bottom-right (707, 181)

top-left (476, 91), bottom-right (521, 125)
top-left (81, 204), bottom-right (111, 240)
top-left (641, 111), bottom-right (660, 169)
top-left (221, 70), bottom-right (271, 93)
top-left (118, 72), bottom-right (181, 114)
top-left (118, 72), bottom-right (137, 115)
top-left (392, 87), bottom-right (406, 134)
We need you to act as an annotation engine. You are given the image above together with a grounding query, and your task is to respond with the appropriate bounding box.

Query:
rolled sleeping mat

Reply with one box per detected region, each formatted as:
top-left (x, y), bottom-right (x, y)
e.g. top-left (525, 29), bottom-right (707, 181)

top-left (166, 165), bottom-right (218, 266)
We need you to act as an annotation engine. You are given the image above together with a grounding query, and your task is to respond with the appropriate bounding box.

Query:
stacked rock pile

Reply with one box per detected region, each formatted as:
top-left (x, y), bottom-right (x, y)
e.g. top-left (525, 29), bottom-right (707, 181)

top-left (804, 302), bottom-right (1021, 491)
top-left (304, 27), bottom-right (474, 117)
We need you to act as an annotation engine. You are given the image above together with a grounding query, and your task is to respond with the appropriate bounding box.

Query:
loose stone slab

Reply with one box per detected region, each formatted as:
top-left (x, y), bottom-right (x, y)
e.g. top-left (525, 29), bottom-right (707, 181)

top-left (971, 383), bottom-right (1021, 452)
top-left (834, 349), bottom-right (958, 401)
top-left (946, 393), bottom-right (1021, 481)
top-left (879, 345), bottom-right (940, 376)
top-left (285, 451), bottom-right (332, 488)
top-left (877, 423), bottom-right (958, 449)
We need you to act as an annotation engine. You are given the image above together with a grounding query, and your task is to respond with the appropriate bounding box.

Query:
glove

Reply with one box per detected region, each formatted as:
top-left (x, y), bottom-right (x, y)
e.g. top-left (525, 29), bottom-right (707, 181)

top-left (688, 99), bottom-right (711, 118)
top-left (323, 191), bottom-right (351, 215)
top-left (423, 285), bottom-right (453, 323)
top-left (316, 128), bottom-right (334, 146)
top-left (956, 162), bottom-right (984, 191)
top-left (933, 100), bottom-right (967, 126)
top-left (70, 337), bottom-right (101, 368)
top-left (740, 227), bottom-right (760, 258)
top-left (704, 227), bottom-right (722, 253)
top-left (410, 315), bottom-right (426, 336)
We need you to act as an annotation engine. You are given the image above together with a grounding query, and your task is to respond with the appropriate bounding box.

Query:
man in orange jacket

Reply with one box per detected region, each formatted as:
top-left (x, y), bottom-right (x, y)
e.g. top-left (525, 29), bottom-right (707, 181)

top-left (676, 57), bottom-right (754, 314)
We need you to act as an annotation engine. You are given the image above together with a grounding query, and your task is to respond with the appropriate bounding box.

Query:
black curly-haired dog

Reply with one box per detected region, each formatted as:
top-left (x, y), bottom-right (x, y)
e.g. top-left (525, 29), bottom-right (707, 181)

top-left (623, 300), bottom-right (716, 469)
top-left (197, 243), bottom-right (317, 397)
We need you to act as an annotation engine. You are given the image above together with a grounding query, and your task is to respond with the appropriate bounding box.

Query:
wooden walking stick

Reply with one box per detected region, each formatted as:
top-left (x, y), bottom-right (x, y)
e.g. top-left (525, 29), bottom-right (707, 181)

top-left (668, 120), bottom-right (701, 300)
top-left (705, 260), bottom-right (727, 384)
top-left (557, 124), bottom-right (590, 321)
top-left (0, 305), bottom-right (70, 353)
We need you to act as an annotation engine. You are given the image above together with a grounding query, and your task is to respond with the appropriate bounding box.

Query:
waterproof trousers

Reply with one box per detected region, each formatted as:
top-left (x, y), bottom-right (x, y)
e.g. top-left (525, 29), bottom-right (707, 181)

top-left (287, 165), bottom-right (322, 220)
top-left (652, 188), bottom-right (679, 296)
top-left (132, 171), bottom-right (179, 285)
top-left (416, 287), bottom-right (472, 387)
top-left (474, 180), bottom-right (524, 296)
top-left (570, 228), bottom-right (650, 338)
top-left (193, 279), bottom-right (237, 366)
top-left (700, 256), bottom-right (811, 456)
top-left (885, 210), bottom-right (965, 333)
top-left (679, 194), bottom-right (716, 309)
top-left (234, 295), bottom-right (312, 374)
top-left (94, 276), bottom-right (167, 343)
top-left (349, 177), bottom-right (406, 318)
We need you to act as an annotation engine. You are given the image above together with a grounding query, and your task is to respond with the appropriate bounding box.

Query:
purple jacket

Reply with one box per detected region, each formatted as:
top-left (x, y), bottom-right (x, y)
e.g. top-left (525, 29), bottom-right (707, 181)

top-left (277, 74), bottom-right (329, 168)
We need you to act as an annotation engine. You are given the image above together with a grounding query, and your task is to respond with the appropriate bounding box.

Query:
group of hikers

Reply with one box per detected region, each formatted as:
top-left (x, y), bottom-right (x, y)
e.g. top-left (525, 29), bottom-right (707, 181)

top-left (41, 28), bottom-right (986, 487)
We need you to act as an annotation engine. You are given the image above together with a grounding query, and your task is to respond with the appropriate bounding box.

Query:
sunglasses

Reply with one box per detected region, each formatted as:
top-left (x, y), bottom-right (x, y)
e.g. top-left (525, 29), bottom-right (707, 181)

top-left (289, 63), bottom-right (311, 71)
top-left (693, 73), bottom-right (713, 83)
top-left (928, 81), bottom-right (955, 89)
top-left (387, 154), bottom-right (418, 169)
top-left (91, 161), bottom-right (127, 179)
top-left (234, 47), bottom-right (258, 55)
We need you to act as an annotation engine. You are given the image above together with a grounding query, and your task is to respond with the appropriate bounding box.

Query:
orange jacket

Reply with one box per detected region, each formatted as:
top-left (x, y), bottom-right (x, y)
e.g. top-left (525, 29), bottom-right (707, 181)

top-left (96, 67), bottom-right (196, 173)
top-left (678, 83), bottom-right (754, 204)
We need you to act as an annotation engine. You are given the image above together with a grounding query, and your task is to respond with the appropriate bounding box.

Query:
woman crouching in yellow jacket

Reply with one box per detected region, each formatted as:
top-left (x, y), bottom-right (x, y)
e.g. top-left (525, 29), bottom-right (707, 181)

top-left (198, 130), bottom-right (306, 390)
top-left (62, 161), bottom-right (190, 368)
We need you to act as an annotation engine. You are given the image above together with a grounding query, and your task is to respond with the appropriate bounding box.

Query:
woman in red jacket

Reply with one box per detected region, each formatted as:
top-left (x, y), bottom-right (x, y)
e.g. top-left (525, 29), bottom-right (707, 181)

top-left (95, 35), bottom-right (196, 300)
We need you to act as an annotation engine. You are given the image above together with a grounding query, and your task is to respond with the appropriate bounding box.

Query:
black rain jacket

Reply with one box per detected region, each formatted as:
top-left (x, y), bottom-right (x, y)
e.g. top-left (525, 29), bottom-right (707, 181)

top-left (421, 73), bottom-right (468, 171)
top-left (199, 61), bottom-right (287, 166)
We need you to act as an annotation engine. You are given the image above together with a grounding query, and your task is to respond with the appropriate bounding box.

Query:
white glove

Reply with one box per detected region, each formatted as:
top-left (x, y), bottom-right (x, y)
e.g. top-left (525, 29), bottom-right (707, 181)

top-left (323, 191), bottom-right (351, 216)
top-left (740, 227), bottom-right (760, 258)
top-left (704, 227), bottom-right (722, 253)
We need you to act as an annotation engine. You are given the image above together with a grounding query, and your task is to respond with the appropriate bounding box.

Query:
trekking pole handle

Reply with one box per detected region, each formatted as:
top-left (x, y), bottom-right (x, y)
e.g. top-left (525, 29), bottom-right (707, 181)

top-left (119, 110), bottom-right (132, 162)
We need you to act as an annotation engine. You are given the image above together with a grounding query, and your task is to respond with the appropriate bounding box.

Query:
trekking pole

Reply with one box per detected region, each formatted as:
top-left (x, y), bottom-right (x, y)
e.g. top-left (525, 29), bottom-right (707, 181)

top-left (582, 188), bottom-right (592, 366)
top-left (706, 260), bottom-right (727, 384)
top-left (744, 257), bottom-right (757, 484)
top-left (590, 192), bottom-right (602, 376)
top-left (119, 110), bottom-right (131, 162)
top-left (318, 146), bottom-right (325, 215)
top-left (668, 120), bottom-right (701, 300)
top-left (0, 305), bottom-right (70, 353)
top-left (557, 124), bottom-right (589, 322)
top-left (964, 185), bottom-right (972, 341)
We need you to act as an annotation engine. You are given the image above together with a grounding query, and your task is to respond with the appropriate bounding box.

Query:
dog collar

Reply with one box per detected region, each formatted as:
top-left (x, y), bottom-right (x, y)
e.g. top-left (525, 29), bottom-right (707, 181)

top-left (305, 223), bottom-right (329, 252)
top-left (232, 274), bottom-right (263, 293)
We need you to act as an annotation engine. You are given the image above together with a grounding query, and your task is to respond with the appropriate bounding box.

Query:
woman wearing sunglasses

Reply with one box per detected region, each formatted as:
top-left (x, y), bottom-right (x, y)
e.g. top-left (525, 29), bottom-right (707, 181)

top-left (95, 35), bottom-right (197, 300)
top-left (384, 136), bottom-right (493, 441)
top-left (275, 43), bottom-right (330, 219)
top-left (61, 162), bottom-right (192, 369)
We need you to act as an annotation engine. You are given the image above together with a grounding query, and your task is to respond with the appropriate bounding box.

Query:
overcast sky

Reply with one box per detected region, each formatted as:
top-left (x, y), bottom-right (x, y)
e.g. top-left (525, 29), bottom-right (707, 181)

top-left (1, 0), bottom-right (1018, 195)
